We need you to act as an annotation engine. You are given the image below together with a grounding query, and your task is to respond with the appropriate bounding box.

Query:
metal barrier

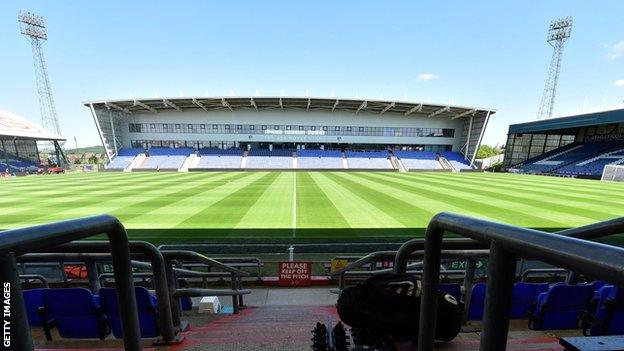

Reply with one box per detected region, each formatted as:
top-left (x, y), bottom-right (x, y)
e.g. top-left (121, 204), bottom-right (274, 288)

top-left (98, 263), bottom-right (224, 286)
top-left (394, 212), bottom-right (624, 351)
top-left (160, 250), bottom-right (250, 329)
top-left (330, 249), bottom-right (489, 291)
top-left (39, 241), bottom-right (181, 344)
top-left (0, 215), bottom-right (141, 351)
top-left (520, 268), bottom-right (567, 282)
top-left (18, 274), bottom-right (49, 288)
top-left (182, 256), bottom-right (263, 280)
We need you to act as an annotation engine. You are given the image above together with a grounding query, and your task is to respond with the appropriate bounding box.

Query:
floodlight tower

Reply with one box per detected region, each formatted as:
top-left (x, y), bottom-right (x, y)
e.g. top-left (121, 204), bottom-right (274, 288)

top-left (537, 17), bottom-right (573, 120)
top-left (18, 11), bottom-right (62, 136)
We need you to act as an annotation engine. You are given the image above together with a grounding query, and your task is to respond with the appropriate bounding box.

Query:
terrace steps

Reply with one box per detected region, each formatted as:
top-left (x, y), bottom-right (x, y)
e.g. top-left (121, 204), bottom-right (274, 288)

top-left (125, 153), bottom-right (145, 172)
top-left (167, 305), bottom-right (339, 351)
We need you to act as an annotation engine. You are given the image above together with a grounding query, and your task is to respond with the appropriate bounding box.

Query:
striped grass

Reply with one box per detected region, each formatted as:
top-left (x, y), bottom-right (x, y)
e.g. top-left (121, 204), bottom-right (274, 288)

top-left (0, 171), bottom-right (623, 242)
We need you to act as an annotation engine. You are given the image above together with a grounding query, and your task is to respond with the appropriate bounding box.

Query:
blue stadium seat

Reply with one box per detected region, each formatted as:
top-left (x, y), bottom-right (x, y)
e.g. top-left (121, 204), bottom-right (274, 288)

top-left (106, 156), bottom-right (135, 170)
top-left (439, 283), bottom-right (461, 301)
top-left (248, 148), bottom-right (292, 156)
top-left (246, 149), bottom-right (293, 169)
top-left (297, 149), bottom-right (343, 169)
top-left (41, 288), bottom-right (109, 339)
top-left (581, 286), bottom-right (624, 336)
top-left (116, 148), bottom-right (145, 157)
top-left (468, 282), bottom-right (550, 320)
top-left (147, 147), bottom-right (194, 156)
top-left (23, 288), bottom-right (44, 327)
top-left (181, 296), bottom-right (193, 311)
top-left (345, 150), bottom-right (391, 169)
top-left (510, 282), bottom-right (549, 319)
top-left (528, 284), bottom-right (595, 330)
top-left (518, 141), bottom-right (623, 176)
top-left (468, 283), bottom-right (486, 320)
top-left (99, 287), bottom-right (159, 338)
top-left (395, 151), bottom-right (441, 170)
top-left (199, 148), bottom-right (243, 156)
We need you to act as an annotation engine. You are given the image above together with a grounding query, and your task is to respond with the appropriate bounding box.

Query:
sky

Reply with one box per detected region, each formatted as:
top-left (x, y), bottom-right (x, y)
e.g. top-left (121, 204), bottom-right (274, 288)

top-left (1, 1), bottom-right (624, 148)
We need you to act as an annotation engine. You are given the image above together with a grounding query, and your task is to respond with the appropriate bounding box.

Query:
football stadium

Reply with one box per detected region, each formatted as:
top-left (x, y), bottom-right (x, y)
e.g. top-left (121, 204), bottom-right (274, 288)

top-left (2, 4), bottom-right (624, 351)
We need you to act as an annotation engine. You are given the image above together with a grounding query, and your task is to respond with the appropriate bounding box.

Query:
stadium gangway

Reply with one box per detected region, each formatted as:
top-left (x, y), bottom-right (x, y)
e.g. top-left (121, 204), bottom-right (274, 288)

top-left (394, 212), bottom-right (624, 351)
top-left (25, 242), bottom-right (182, 345)
top-left (0, 215), bottom-right (141, 351)
top-left (160, 250), bottom-right (251, 330)
top-left (19, 274), bottom-right (49, 288)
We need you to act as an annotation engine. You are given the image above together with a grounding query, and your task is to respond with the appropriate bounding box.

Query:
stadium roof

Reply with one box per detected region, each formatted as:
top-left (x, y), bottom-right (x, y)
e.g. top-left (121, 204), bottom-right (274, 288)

top-left (84, 96), bottom-right (495, 119)
top-left (509, 108), bottom-right (624, 134)
top-left (0, 110), bottom-right (64, 141)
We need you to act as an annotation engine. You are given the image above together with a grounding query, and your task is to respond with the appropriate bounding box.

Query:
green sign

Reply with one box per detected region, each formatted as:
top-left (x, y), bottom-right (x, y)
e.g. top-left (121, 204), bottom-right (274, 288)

top-left (448, 259), bottom-right (486, 270)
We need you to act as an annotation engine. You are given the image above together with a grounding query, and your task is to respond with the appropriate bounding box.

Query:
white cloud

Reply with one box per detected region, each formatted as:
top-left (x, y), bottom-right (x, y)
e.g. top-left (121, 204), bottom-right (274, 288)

top-left (415, 73), bottom-right (439, 83)
top-left (606, 41), bottom-right (624, 60)
top-left (615, 79), bottom-right (624, 87)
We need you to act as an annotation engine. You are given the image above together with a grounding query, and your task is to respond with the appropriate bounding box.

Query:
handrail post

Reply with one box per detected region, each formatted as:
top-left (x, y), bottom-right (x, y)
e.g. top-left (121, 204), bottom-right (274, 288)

top-left (164, 257), bottom-right (182, 329)
top-left (480, 242), bottom-right (516, 351)
top-left (462, 257), bottom-right (477, 324)
top-left (231, 272), bottom-right (240, 314)
top-left (237, 276), bottom-right (244, 308)
top-left (415, 221), bottom-right (444, 351)
top-left (106, 221), bottom-right (141, 351)
top-left (139, 247), bottom-right (178, 344)
top-left (0, 252), bottom-right (33, 351)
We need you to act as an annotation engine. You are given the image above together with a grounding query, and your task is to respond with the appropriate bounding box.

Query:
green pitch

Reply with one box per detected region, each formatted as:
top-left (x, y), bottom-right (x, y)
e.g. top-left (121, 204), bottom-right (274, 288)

top-left (0, 171), bottom-right (623, 243)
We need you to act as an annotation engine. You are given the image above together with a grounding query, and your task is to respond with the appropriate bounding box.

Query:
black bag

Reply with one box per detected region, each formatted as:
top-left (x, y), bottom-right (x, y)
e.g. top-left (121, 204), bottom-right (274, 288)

top-left (336, 273), bottom-right (462, 341)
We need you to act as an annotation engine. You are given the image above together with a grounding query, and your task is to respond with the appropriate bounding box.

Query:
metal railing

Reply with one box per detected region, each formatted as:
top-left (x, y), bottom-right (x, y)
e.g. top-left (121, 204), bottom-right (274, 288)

top-left (520, 268), bottom-right (567, 282)
top-left (182, 256), bottom-right (263, 280)
top-left (394, 212), bottom-right (624, 351)
top-left (329, 249), bottom-right (489, 291)
top-left (18, 274), bottom-right (49, 288)
top-left (160, 250), bottom-right (250, 329)
top-left (0, 215), bottom-right (141, 351)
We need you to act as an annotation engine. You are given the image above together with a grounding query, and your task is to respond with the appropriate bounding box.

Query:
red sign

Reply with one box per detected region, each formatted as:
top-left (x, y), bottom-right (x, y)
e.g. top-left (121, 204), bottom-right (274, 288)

top-left (376, 260), bottom-right (394, 269)
top-left (278, 261), bottom-right (311, 287)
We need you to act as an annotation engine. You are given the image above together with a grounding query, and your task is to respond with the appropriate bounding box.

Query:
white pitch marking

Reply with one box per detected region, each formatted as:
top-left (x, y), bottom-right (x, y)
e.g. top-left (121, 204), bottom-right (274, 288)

top-left (292, 172), bottom-right (297, 238)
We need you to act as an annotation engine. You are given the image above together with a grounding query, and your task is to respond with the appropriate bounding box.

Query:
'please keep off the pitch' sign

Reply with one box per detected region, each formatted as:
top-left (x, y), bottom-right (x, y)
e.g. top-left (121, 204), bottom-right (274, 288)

top-left (278, 261), bottom-right (311, 287)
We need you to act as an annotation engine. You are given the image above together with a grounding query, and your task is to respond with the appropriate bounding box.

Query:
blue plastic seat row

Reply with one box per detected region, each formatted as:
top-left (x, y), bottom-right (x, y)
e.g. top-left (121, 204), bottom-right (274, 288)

top-left (468, 282), bottom-right (549, 320)
top-left (580, 285), bottom-right (624, 336)
top-left (24, 287), bottom-right (159, 339)
top-left (467, 281), bottom-right (620, 329)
